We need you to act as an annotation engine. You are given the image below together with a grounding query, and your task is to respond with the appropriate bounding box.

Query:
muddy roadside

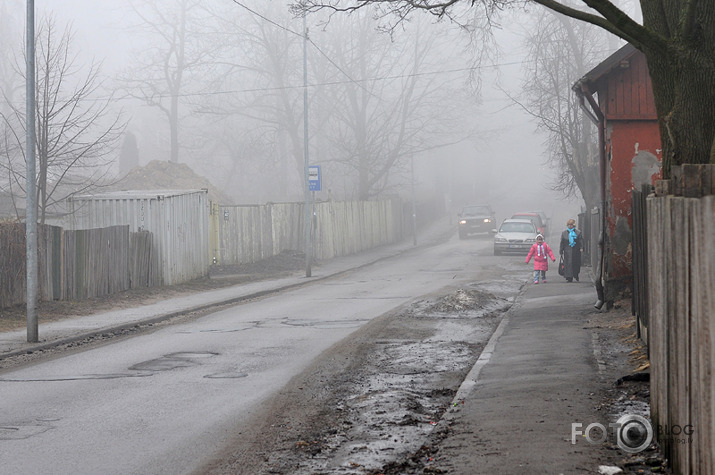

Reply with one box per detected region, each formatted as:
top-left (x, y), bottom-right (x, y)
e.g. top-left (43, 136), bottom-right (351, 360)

top-left (198, 284), bottom-right (668, 475)
top-left (199, 281), bottom-right (520, 475)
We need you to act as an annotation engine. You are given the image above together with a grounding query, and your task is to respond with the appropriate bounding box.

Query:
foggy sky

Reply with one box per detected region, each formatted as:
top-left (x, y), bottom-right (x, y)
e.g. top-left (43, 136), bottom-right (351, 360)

top-left (13, 1), bottom-right (582, 222)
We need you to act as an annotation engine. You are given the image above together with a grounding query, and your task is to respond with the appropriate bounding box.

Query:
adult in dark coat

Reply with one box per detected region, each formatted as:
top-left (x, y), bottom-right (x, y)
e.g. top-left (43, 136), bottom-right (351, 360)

top-left (559, 218), bottom-right (583, 282)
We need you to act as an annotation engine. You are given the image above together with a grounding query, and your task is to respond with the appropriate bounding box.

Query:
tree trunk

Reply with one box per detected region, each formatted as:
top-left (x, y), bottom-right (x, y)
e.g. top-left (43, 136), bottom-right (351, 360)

top-left (645, 50), bottom-right (715, 176)
top-left (170, 94), bottom-right (179, 164)
top-left (641, 4), bottom-right (715, 177)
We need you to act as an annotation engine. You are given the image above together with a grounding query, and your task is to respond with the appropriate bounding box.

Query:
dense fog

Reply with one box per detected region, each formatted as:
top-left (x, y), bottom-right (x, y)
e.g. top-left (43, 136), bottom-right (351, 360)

top-left (0, 0), bottom-right (607, 226)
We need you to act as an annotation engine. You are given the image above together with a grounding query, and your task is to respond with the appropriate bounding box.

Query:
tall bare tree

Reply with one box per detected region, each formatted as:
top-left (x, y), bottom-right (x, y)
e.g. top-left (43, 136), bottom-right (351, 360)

top-left (214, 4), bottom-right (471, 200)
top-left (0, 1), bottom-right (23, 115)
top-left (297, 0), bottom-right (715, 177)
top-left (118, 0), bottom-right (217, 164)
top-left (0, 16), bottom-right (125, 224)
top-left (517, 9), bottom-right (608, 210)
top-left (318, 11), bottom-right (467, 199)
top-left (224, 2), bottom-right (306, 192)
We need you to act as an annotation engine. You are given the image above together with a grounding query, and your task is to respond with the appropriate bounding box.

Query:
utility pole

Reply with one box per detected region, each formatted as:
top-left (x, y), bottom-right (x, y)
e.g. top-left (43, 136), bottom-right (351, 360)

top-left (302, 13), bottom-right (311, 277)
top-left (26, 0), bottom-right (38, 342)
top-left (411, 155), bottom-right (417, 246)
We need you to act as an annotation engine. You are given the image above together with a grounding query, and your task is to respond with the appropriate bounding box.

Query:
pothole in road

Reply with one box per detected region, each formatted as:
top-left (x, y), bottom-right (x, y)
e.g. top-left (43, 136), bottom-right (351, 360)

top-left (204, 371), bottom-right (249, 379)
top-left (282, 319), bottom-right (367, 329)
top-left (129, 351), bottom-right (218, 372)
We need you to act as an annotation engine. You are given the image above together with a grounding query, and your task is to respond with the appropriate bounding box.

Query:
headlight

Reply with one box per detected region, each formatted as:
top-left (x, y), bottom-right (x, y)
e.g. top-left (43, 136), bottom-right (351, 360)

top-left (459, 220), bottom-right (467, 225)
top-left (494, 237), bottom-right (507, 243)
top-left (483, 218), bottom-right (491, 223)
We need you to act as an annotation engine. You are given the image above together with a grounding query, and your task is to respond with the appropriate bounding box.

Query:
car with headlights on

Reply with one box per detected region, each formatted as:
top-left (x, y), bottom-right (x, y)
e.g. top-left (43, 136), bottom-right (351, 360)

top-left (457, 204), bottom-right (496, 239)
top-left (493, 218), bottom-right (538, 255)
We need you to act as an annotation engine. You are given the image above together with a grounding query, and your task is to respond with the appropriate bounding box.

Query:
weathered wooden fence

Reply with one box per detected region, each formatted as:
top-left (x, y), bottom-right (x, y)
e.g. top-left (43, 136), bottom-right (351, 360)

top-left (646, 165), bottom-right (715, 474)
top-left (129, 231), bottom-right (158, 289)
top-left (0, 223), bottom-right (154, 308)
top-left (63, 226), bottom-right (130, 300)
top-left (213, 199), bottom-right (405, 265)
top-left (0, 223), bottom-right (62, 308)
top-left (631, 184), bottom-right (650, 343)
top-left (3, 197), bottom-right (428, 309)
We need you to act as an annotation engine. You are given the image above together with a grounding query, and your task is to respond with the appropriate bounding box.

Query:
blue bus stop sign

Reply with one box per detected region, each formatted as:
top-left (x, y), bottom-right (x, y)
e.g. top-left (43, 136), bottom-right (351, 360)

top-left (308, 165), bottom-right (321, 191)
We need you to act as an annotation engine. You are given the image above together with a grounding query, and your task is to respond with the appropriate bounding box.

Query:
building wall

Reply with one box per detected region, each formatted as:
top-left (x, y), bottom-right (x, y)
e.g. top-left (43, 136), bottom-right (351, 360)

top-left (604, 120), bottom-right (662, 298)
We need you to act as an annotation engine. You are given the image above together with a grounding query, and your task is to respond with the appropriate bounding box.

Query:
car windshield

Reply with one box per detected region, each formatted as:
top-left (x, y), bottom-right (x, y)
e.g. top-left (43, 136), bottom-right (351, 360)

top-left (513, 215), bottom-right (540, 226)
top-left (500, 222), bottom-right (536, 233)
top-left (462, 206), bottom-right (491, 216)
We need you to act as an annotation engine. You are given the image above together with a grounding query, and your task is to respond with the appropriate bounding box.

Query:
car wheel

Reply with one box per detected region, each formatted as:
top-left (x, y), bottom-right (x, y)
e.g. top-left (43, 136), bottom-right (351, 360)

top-left (494, 248), bottom-right (501, 256)
top-left (458, 231), bottom-right (467, 240)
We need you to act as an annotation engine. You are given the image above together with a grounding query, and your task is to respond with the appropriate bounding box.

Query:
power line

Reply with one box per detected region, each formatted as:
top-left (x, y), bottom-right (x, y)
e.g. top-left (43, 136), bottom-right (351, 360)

top-left (0, 55), bottom-right (594, 107)
top-left (232, 0), bottom-right (378, 98)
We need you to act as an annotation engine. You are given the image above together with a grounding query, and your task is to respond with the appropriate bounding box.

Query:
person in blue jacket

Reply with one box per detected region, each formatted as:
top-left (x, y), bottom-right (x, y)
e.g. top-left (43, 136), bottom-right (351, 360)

top-left (559, 218), bottom-right (583, 282)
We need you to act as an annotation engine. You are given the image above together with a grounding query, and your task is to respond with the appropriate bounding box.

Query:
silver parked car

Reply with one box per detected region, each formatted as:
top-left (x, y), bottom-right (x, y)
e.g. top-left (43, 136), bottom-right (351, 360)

top-left (493, 218), bottom-right (538, 255)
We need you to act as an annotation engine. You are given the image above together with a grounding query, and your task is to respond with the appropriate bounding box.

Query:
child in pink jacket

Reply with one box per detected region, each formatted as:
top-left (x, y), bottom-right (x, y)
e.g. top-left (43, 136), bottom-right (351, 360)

top-left (525, 234), bottom-right (556, 284)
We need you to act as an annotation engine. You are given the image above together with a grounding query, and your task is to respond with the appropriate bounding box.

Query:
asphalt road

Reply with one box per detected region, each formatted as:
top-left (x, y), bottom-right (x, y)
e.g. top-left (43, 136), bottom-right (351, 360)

top-left (0, 233), bottom-right (521, 474)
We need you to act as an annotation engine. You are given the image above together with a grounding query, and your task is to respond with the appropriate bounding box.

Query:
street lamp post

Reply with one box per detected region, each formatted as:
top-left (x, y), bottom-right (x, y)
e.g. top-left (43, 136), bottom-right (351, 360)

top-left (26, 0), bottom-right (38, 342)
top-left (302, 13), bottom-right (311, 277)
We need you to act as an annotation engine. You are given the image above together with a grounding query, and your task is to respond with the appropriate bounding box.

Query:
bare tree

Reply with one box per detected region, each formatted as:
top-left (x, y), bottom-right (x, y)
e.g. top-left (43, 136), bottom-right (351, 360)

top-left (318, 11), bottom-right (469, 199)
top-left (297, 0), bottom-right (715, 177)
top-left (516, 9), bottom-right (607, 209)
top-left (0, 16), bottom-right (125, 224)
top-left (0, 0), bottom-right (23, 119)
top-left (117, 0), bottom-right (218, 164)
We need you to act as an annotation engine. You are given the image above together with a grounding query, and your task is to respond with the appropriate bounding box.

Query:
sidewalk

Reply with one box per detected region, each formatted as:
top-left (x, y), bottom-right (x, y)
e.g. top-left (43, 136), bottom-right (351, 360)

top-left (429, 278), bottom-right (649, 474)
top-left (0, 222), bottom-right (454, 359)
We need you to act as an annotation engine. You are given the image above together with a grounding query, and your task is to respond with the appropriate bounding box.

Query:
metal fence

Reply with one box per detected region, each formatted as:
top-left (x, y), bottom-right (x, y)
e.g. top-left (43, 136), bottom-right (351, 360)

top-left (68, 189), bottom-right (209, 286)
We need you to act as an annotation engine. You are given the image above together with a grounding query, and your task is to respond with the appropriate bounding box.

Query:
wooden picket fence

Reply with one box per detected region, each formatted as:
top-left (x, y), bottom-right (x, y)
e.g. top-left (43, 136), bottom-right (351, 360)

top-left (0, 223), bottom-right (154, 308)
top-left (645, 165), bottom-right (715, 474)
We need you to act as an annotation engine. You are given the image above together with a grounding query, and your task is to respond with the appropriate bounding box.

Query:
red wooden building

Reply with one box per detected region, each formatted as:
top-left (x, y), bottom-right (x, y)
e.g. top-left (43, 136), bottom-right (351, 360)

top-left (573, 44), bottom-right (662, 302)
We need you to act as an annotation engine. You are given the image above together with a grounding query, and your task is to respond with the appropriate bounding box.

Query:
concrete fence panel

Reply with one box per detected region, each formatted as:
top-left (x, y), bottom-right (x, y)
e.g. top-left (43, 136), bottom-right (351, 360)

top-left (216, 199), bottom-right (404, 266)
